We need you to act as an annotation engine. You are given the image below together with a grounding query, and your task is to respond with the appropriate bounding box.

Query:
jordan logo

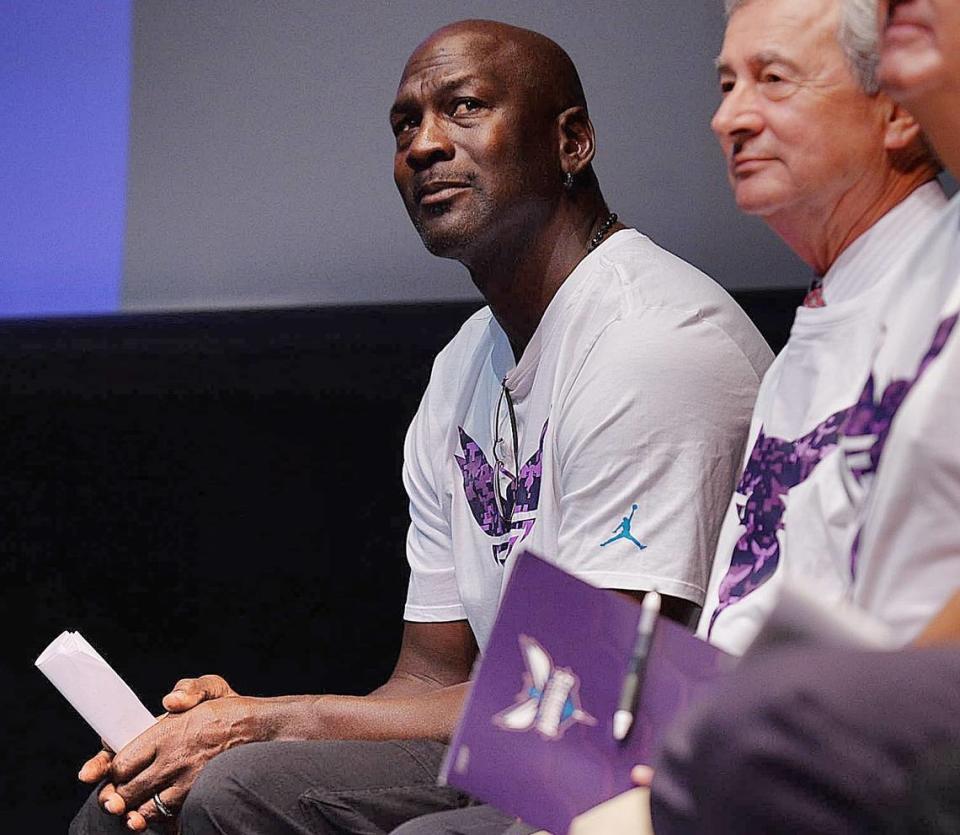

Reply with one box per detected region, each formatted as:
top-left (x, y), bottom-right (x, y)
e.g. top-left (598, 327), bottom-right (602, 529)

top-left (600, 504), bottom-right (646, 550)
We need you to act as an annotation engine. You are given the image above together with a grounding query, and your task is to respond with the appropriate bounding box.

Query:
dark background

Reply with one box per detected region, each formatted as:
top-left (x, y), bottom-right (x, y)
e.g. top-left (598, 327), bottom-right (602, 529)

top-left (0, 292), bottom-right (800, 831)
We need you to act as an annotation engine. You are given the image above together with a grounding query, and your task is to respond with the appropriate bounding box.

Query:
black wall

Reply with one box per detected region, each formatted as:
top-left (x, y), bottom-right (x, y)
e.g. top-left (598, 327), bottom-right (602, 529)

top-left (0, 291), bottom-right (800, 831)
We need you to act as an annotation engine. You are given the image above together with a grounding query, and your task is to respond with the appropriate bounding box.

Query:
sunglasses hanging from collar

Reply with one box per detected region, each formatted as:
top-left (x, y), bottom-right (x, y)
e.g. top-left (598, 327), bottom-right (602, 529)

top-left (493, 377), bottom-right (520, 525)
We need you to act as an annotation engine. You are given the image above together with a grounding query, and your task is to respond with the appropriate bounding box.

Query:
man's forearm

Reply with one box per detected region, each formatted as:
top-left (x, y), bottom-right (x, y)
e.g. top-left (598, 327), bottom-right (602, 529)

top-left (244, 681), bottom-right (471, 745)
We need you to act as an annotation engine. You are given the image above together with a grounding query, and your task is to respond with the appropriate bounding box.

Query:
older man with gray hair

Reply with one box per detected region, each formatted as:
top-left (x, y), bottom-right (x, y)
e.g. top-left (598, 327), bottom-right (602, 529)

top-left (698, 0), bottom-right (947, 655)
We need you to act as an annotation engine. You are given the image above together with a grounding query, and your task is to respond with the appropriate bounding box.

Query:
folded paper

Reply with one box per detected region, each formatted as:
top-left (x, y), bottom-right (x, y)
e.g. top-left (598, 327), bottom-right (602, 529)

top-left (36, 631), bottom-right (156, 753)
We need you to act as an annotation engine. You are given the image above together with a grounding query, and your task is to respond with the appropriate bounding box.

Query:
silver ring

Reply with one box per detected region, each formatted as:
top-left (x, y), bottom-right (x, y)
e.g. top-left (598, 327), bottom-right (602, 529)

top-left (153, 793), bottom-right (174, 818)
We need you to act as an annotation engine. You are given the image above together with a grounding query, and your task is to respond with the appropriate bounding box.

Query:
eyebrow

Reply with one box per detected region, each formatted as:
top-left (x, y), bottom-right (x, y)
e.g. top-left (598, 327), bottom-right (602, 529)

top-left (390, 74), bottom-right (483, 118)
top-left (714, 50), bottom-right (801, 76)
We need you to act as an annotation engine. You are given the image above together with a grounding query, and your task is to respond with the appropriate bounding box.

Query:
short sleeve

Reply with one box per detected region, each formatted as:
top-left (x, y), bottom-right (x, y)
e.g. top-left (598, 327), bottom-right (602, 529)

top-left (554, 308), bottom-right (763, 604)
top-left (402, 371), bottom-right (467, 623)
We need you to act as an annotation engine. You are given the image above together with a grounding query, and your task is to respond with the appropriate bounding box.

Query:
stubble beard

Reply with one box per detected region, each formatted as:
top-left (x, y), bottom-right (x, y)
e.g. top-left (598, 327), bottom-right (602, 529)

top-left (411, 187), bottom-right (499, 260)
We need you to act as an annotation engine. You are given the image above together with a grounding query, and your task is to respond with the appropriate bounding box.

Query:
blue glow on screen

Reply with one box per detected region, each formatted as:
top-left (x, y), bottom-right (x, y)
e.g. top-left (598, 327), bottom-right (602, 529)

top-left (0, 0), bottom-right (132, 318)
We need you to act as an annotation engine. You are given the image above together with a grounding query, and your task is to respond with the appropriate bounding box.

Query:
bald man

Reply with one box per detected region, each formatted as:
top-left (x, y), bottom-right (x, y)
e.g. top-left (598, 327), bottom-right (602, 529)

top-left (70, 20), bottom-right (771, 835)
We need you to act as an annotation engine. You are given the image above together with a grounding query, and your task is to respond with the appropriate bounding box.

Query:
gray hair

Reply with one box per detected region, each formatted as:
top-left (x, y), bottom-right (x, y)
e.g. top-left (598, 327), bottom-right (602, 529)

top-left (723, 0), bottom-right (880, 94)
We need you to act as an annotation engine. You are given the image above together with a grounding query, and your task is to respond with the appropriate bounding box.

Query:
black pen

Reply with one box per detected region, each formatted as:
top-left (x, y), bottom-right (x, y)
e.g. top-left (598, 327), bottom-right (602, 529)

top-left (613, 590), bottom-right (661, 742)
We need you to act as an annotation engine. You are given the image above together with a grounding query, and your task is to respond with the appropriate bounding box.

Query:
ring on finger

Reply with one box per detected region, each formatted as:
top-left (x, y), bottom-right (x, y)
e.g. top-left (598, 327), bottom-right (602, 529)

top-left (153, 793), bottom-right (175, 818)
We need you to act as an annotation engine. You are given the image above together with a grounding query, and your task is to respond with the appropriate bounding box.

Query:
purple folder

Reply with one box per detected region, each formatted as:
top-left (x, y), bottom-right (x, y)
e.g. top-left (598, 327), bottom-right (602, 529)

top-left (441, 551), bottom-right (733, 834)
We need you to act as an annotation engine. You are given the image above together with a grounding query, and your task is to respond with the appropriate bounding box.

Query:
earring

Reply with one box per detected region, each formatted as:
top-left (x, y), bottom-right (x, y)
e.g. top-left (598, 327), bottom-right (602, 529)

top-left (563, 171), bottom-right (575, 190)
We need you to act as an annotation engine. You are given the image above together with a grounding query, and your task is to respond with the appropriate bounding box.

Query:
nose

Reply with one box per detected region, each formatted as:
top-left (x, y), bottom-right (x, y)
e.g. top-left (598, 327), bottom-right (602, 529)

top-left (404, 111), bottom-right (454, 171)
top-left (711, 83), bottom-right (764, 150)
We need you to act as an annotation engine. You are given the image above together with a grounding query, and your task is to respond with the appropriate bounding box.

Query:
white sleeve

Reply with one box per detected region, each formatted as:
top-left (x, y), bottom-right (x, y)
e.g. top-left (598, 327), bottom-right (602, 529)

top-left (553, 309), bottom-right (762, 604)
top-left (402, 371), bottom-right (466, 623)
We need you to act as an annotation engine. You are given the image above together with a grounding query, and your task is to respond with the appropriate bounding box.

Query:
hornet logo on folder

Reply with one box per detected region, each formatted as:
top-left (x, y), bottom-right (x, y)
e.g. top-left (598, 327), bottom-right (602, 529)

top-left (493, 635), bottom-right (596, 740)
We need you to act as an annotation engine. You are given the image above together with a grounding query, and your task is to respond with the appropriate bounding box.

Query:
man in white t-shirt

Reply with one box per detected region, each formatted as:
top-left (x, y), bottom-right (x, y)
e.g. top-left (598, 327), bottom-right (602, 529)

top-left (71, 20), bottom-right (771, 835)
top-left (700, 0), bottom-right (947, 655)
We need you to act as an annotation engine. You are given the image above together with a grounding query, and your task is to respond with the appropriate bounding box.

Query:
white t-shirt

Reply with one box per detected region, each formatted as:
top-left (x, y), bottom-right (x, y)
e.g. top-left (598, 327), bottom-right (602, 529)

top-left (403, 229), bottom-right (773, 649)
top-left (700, 183), bottom-right (949, 654)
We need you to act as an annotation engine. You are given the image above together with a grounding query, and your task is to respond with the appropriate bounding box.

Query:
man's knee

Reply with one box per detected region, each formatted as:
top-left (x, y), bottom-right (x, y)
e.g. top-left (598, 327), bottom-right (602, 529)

top-left (181, 739), bottom-right (380, 834)
top-left (181, 738), bottom-right (458, 834)
top-left (180, 744), bottom-right (265, 830)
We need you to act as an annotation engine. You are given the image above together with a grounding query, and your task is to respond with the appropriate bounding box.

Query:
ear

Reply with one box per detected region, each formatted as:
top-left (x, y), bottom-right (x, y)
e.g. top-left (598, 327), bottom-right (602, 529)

top-left (557, 106), bottom-right (596, 177)
top-left (883, 99), bottom-right (923, 152)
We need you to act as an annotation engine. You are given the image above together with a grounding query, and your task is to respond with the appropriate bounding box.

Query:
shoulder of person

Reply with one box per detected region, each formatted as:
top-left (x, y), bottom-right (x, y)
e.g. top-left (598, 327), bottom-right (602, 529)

top-left (425, 305), bottom-right (498, 379)
top-left (594, 230), bottom-right (771, 372)
top-left (595, 230), bottom-right (725, 307)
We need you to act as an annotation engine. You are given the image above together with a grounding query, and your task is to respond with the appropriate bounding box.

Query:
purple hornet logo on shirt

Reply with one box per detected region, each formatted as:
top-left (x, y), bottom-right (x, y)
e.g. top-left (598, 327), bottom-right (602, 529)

top-left (455, 420), bottom-right (548, 565)
top-left (493, 634), bottom-right (596, 741)
top-left (709, 311), bottom-right (959, 634)
top-left (708, 407), bottom-right (851, 634)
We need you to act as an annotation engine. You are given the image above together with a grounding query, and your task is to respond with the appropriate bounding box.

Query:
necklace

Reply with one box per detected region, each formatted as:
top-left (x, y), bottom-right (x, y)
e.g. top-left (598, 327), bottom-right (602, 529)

top-left (587, 212), bottom-right (619, 251)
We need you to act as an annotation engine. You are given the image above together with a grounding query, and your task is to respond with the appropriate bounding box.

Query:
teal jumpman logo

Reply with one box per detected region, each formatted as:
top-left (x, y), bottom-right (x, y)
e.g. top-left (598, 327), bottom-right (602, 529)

top-left (600, 504), bottom-right (646, 550)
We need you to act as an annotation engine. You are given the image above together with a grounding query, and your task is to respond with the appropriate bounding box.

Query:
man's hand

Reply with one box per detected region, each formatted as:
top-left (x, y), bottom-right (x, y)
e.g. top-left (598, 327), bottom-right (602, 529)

top-left (160, 673), bottom-right (238, 713)
top-left (78, 749), bottom-right (114, 785)
top-left (76, 622), bottom-right (476, 830)
top-left (78, 674), bottom-right (241, 831)
top-left (78, 674), bottom-right (238, 783)
top-left (99, 691), bottom-right (258, 831)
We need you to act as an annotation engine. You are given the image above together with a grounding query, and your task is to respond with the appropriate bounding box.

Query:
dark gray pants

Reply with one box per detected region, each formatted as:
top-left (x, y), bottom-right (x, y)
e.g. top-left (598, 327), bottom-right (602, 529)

top-left (651, 646), bottom-right (960, 835)
top-left (70, 739), bottom-right (533, 835)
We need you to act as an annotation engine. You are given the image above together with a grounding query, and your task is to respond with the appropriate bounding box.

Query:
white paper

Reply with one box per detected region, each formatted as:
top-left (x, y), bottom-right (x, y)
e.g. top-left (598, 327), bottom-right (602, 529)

top-left (35, 631), bottom-right (156, 752)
